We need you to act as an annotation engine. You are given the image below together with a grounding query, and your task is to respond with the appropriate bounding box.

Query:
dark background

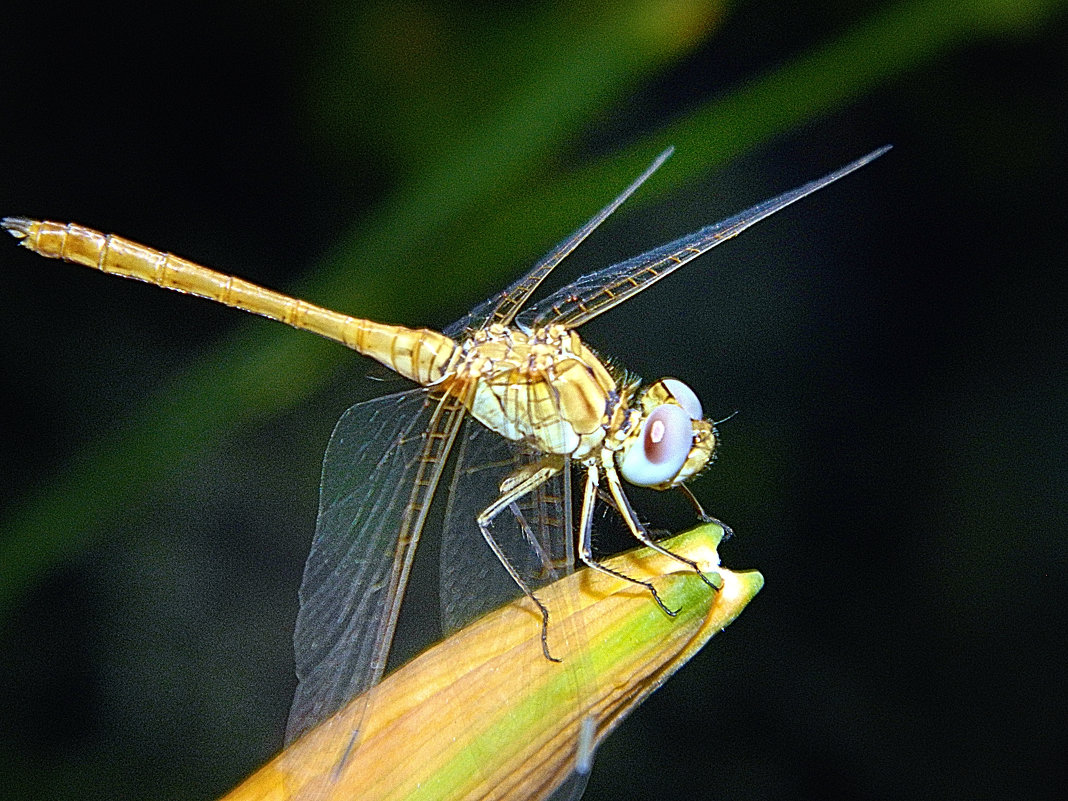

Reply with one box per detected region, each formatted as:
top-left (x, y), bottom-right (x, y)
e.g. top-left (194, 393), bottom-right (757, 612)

top-left (1, 1), bottom-right (1064, 800)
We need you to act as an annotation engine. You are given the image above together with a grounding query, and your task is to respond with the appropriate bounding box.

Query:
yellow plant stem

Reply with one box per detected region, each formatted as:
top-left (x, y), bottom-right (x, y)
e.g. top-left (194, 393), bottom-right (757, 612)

top-left (221, 522), bottom-right (762, 801)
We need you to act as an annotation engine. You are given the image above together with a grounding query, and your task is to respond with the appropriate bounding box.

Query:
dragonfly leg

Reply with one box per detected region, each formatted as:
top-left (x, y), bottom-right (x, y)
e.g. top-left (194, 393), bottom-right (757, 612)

top-left (476, 460), bottom-right (564, 662)
top-left (577, 464), bottom-right (680, 616)
top-left (506, 499), bottom-right (574, 581)
top-left (603, 459), bottom-right (722, 592)
top-left (677, 483), bottom-right (734, 540)
top-left (678, 482), bottom-right (714, 522)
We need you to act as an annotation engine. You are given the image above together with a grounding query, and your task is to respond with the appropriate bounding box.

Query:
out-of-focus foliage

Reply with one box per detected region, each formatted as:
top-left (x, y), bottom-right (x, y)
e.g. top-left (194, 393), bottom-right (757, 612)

top-left (3, 0), bottom-right (1061, 617)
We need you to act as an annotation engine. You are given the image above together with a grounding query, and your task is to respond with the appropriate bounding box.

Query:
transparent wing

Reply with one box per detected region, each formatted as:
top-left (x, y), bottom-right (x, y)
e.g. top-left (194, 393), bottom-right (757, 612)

top-left (439, 421), bottom-right (575, 632)
top-left (286, 385), bottom-right (468, 745)
top-left (440, 421), bottom-right (593, 801)
top-left (443, 148), bottom-right (674, 340)
top-left (518, 146), bottom-right (892, 330)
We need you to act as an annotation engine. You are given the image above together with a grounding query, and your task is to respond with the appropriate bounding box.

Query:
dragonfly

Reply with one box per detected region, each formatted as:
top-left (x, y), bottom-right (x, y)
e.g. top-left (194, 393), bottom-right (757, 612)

top-left (5, 144), bottom-right (888, 796)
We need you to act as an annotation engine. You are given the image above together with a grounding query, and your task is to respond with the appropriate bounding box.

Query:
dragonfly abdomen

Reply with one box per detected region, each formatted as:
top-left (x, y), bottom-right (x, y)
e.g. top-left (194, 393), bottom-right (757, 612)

top-left (3, 217), bottom-right (459, 386)
top-left (347, 320), bottom-right (458, 386)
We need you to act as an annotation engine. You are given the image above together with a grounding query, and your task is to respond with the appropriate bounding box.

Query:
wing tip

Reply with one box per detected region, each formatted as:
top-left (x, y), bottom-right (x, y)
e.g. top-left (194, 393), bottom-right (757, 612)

top-left (853, 143), bottom-right (893, 169)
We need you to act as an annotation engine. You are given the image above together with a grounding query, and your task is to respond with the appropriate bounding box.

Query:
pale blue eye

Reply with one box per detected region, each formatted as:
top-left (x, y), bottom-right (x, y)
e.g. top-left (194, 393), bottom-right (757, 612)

top-left (619, 404), bottom-right (692, 487)
top-left (662, 378), bottom-right (702, 419)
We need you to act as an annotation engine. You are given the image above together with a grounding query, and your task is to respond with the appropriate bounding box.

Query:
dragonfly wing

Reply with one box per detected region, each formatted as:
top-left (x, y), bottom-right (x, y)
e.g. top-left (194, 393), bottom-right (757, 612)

top-left (518, 146), bottom-right (891, 331)
top-left (440, 421), bottom-right (576, 632)
top-left (440, 421), bottom-right (594, 801)
top-left (286, 385), bottom-right (468, 745)
top-left (443, 148), bottom-right (674, 339)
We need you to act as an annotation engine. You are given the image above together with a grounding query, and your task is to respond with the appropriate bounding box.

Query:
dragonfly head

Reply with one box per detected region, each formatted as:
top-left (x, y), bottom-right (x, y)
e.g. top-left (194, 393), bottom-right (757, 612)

top-left (616, 378), bottom-right (716, 489)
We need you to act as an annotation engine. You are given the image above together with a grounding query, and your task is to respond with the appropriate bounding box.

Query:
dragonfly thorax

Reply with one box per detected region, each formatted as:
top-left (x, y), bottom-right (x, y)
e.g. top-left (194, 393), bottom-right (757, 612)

top-left (456, 323), bottom-right (617, 459)
top-left (454, 323), bottom-right (715, 489)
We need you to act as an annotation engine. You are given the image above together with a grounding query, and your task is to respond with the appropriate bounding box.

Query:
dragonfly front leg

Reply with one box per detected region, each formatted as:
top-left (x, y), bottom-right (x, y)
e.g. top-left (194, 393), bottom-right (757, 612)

top-left (602, 457), bottom-right (723, 592)
top-left (476, 459), bottom-right (565, 662)
top-left (678, 482), bottom-right (715, 523)
top-left (577, 463), bottom-right (679, 616)
top-left (675, 483), bottom-right (735, 540)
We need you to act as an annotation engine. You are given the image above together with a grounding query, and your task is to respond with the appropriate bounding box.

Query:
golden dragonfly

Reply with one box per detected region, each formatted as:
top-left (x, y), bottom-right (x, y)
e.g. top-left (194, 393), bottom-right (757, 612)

top-left (5, 144), bottom-right (887, 792)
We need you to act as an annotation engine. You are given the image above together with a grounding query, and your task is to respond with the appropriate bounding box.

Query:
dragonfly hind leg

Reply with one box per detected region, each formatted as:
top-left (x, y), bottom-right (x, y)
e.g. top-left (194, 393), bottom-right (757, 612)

top-left (476, 459), bottom-right (566, 662)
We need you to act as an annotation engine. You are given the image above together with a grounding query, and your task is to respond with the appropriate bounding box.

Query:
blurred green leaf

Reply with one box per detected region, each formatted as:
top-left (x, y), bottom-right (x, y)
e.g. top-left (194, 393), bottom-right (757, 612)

top-left (304, 0), bottom-right (727, 167)
top-left (2, 0), bottom-right (1065, 619)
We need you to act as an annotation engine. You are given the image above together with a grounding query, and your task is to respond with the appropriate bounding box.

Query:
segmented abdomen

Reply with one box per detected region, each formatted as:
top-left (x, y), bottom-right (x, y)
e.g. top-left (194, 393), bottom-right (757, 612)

top-left (4, 218), bottom-right (458, 387)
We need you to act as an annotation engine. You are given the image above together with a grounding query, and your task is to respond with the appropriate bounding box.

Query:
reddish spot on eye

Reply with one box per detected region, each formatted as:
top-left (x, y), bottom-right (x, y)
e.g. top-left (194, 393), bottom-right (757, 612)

top-left (644, 405), bottom-right (690, 466)
top-left (620, 403), bottom-right (693, 487)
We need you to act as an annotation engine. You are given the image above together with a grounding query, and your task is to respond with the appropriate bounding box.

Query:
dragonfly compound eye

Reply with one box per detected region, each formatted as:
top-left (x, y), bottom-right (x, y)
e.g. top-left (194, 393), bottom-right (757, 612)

top-left (619, 403), bottom-right (693, 487)
top-left (660, 378), bottom-right (703, 419)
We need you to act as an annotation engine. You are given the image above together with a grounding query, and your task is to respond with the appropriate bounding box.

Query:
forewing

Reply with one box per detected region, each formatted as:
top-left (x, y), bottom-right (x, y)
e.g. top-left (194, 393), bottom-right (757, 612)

top-left (518, 146), bottom-right (891, 330)
top-left (286, 386), bottom-right (467, 745)
top-left (443, 148), bottom-right (674, 339)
